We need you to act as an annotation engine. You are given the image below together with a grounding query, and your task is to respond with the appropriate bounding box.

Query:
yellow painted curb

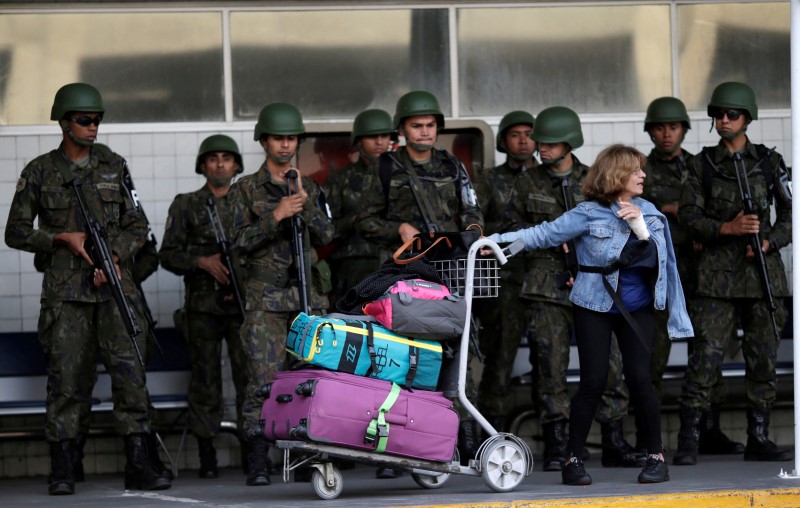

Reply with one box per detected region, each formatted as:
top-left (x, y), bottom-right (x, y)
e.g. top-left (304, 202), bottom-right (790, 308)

top-left (398, 487), bottom-right (800, 508)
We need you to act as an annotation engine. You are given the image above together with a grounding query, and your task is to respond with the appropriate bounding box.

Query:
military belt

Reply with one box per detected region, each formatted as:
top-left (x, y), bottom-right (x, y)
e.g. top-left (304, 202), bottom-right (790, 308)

top-left (247, 265), bottom-right (288, 287)
top-left (50, 255), bottom-right (92, 270)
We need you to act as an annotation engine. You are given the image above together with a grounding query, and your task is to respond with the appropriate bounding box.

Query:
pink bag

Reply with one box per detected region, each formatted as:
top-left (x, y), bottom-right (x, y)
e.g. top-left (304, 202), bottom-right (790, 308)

top-left (261, 369), bottom-right (458, 462)
top-left (362, 279), bottom-right (466, 340)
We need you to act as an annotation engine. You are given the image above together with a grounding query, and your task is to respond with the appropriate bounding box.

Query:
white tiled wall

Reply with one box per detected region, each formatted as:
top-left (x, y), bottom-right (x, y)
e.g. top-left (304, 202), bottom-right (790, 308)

top-left (0, 111), bottom-right (793, 333)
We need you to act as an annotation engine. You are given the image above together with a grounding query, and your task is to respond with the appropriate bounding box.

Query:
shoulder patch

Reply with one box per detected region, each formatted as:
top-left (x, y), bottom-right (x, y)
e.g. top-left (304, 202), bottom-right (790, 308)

top-left (15, 177), bottom-right (26, 193)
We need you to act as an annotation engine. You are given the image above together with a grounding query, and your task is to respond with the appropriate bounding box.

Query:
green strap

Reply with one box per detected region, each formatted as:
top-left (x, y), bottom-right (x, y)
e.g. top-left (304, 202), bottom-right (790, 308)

top-left (364, 382), bottom-right (401, 453)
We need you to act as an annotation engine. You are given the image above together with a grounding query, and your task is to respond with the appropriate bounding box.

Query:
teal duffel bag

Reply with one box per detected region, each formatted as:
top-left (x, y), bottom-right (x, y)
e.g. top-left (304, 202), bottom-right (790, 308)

top-left (285, 312), bottom-right (443, 390)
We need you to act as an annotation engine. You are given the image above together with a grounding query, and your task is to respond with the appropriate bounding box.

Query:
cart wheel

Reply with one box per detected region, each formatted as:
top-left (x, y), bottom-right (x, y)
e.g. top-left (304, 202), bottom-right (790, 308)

top-left (480, 438), bottom-right (527, 492)
top-left (311, 466), bottom-right (343, 500)
top-left (412, 471), bottom-right (450, 489)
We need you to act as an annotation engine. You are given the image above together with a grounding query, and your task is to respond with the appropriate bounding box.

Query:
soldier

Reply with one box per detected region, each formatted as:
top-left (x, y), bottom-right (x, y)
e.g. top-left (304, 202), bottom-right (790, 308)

top-left (641, 97), bottom-right (744, 456)
top-left (4, 83), bottom-right (170, 494)
top-left (159, 134), bottom-right (249, 479)
top-left (355, 90), bottom-right (484, 460)
top-left (473, 110), bottom-right (537, 431)
top-left (232, 103), bottom-right (333, 486)
top-left (325, 109), bottom-right (395, 306)
top-left (675, 82), bottom-right (793, 465)
top-left (508, 106), bottom-right (642, 471)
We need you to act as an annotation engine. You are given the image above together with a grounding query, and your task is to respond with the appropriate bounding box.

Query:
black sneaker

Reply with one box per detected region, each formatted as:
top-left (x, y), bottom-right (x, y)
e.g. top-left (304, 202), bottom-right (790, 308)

top-left (561, 457), bottom-right (592, 486)
top-left (638, 454), bottom-right (670, 483)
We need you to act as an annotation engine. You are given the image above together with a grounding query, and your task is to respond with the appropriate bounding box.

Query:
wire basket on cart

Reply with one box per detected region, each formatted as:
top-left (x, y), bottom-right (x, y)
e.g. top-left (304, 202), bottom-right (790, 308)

top-left (432, 255), bottom-right (500, 298)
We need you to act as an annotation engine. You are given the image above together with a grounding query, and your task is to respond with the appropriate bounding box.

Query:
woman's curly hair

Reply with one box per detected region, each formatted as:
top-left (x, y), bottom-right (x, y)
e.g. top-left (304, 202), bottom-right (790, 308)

top-left (581, 144), bottom-right (647, 206)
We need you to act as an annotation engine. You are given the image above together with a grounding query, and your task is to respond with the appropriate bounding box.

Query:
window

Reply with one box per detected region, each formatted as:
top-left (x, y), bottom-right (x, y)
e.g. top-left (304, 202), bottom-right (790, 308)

top-left (0, 12), bottom-right (224, 125)
top-left (457, 5), bottom-right (672, 115)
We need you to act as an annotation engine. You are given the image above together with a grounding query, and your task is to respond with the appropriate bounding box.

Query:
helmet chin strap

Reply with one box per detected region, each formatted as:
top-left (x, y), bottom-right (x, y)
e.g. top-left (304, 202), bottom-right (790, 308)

top-left (539, 154), bottom-right (567, 168)
top-left (266, 151), bottom-right (293, 164)
top-left (509, 152), bottom-right (532, 163)
top-left (399, 128), bottom-right (434, 154)
top-left (61, 120), bottom-right (94, 147)
top-left (207, 176), bottom-right (233, 188)
top-left (710, 119), bottom-right (748, 139)
top-left (359, 148), bottom-right (378, 163)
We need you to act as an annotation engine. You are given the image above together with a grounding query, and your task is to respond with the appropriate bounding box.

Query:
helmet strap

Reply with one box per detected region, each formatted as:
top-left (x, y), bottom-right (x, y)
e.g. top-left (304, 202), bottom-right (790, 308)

top-left (359, 148), bottom-right (378, 164)
top-left (509, 152), bottom-right (533, 163)
top-left (207, 176), bottom-right (233, 189)
top-left (61, 120), bottom-right (94, 147)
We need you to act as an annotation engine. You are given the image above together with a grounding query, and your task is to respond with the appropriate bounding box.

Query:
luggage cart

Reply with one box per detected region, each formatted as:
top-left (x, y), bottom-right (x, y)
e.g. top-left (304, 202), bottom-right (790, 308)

top-left (275, 237), bottom-right (533, 499)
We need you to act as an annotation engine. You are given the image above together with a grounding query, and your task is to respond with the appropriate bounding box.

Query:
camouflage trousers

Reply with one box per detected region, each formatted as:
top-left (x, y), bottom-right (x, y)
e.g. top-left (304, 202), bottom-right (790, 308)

top-left (681, 297), bottom-right (788, 410)
top-left (527, 301), bottom-right (629, 424)
top-left (652, 307), bottom-right (727, 404)
top-left (475, 279), bottom-right (529, 418)
top-left (38, 299), bottom-right (150, 442)
top-left (240, 310), bottom-right (295, 436)
top-left (186, 310), bottom-right (248, 438)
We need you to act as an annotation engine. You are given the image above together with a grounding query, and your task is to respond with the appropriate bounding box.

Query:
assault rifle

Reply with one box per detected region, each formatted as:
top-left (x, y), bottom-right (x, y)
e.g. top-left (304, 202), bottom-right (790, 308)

top-left (286, 169), bottom-right (311, 315)
top-left (206, 197), bottom-right (246, 319)
top-left (64, 177), bottom-right (145, 366)
top-left (732, 152), bottom-right (781, 342)
top-left (121, 161), bottom-right (163, 356)
top-left (556, 177), bottom-right (579, 289)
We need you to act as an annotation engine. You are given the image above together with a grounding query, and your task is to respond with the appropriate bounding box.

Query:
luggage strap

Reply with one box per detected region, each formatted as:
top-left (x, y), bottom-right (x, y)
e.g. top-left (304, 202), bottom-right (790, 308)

top-left (364, 382), bottom-right (401, 453)
top-left (363, 321), bottom-right (418, 389)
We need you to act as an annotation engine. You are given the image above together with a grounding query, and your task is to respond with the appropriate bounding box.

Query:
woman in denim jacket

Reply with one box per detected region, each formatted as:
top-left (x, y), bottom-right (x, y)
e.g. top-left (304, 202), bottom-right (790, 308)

top-left (491, 144), bottom-right (693, 486)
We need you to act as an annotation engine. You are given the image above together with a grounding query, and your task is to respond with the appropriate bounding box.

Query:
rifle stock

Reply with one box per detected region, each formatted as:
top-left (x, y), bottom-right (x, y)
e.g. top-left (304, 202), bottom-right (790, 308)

top-left (732, 152), bottom-right (781, 341)
top-left (65, 177), bottom-right (145, 366)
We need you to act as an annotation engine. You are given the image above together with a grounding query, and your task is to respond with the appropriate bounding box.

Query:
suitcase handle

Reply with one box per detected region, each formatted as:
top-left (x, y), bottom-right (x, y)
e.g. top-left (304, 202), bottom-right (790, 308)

top-left (276, 394), bottom-right (293, 403)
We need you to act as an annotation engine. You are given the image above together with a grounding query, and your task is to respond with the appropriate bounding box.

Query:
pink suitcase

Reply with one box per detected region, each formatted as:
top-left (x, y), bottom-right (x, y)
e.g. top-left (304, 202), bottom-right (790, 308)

top-left (260, 369), bottom-right (458, 462)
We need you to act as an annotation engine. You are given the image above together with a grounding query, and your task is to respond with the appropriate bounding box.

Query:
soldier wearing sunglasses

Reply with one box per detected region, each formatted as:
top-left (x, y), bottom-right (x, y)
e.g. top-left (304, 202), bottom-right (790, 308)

top-left (675, 82), bottom-right (793, 465)
top-left (5, 83), bottom-right (171, 495)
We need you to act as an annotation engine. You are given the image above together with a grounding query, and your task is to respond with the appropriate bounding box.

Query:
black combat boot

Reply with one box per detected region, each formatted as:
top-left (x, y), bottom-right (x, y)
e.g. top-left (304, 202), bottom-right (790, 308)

top-left (197, 437), bottom-right (219, 479)
top-left (743, 408), bottom-right (794, 462)
top-left (123, 434), bottom-right (172, 490)
top-left (245, 436), bottom-right (271, 486)
top-left (561, 456), bottom-right (592, 486)
top-left (48, 440), bottom-right (76, 495)
top-left (673, 407), bottom-right (702, 466)
top-left (698, 406), bottom-right (745, 455)
top-left (73, 434), bottom-right (86, 482)
top-left (541, 420), bottom-right (567, 472)
top-left (147, 432), bottom-right (174, 481)
top-left (457, 419), bottom-right (481, 466)
top-left (601, 419), bottom-right (646, 468)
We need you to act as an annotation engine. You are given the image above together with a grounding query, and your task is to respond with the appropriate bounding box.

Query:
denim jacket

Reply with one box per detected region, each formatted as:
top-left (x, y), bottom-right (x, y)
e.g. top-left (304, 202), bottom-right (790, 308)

top-left (491, 197), bottom-right (693, 339)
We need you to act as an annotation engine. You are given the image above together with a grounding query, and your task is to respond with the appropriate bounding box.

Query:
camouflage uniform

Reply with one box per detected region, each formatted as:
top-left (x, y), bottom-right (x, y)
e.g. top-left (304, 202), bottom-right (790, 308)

top-left (472, 160), bottom-right (533, 422)
top-left (5, 145), bottom-right (150, 442)
top-left (159, 185), bottom-right (249, 438)
top-left (355, 146), bottom-right (483, 428)
top-left (641, 149), bottom-right (696, 397)
top-left (679, 140), bottom-right (790, 411)
top-left (232, 164), bottom-right (334, 436)
top-left (324, 158), bottom-right (384, 304)
top-left (356, 147), bottom-right (484, 249)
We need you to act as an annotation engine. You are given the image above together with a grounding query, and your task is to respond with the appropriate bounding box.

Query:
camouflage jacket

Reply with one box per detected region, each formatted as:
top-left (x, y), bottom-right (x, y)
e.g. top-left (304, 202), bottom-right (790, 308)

top-left (231, 163), bottom-right (334, 312)
top-left (324, 158), bottom-right (382, 260)
top-left (506, 158), bottom-right (588, 303)
top-left (159, 185), bottom-right (242, 315)
top-left (355, 147), bottom-right (484, 251)
top-left (5, 145), bottom-right (147, 302)
top-left (473, 159), bottom-right (536, 278)
top-left (679, 139), bottom-right (791, 298)
top-left (641, 149), bottom-right (694, 248)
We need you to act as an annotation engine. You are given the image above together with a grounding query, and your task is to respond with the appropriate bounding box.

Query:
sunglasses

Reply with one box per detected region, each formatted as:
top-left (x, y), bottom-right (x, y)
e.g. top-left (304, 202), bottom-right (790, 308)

top-left (70, 115), bottom-right (102, 127)
top-left (710, 109), bottom-right (743, 121)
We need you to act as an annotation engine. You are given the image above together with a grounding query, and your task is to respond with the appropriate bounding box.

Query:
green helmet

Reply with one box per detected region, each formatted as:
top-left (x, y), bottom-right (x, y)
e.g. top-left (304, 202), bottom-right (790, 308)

top-left (532, 106), bottom-right (583, 149)
top-left (707, 81), bottom-right (758, 121)
top-left (393, 90), bottom-right (444, 130)
top-left (196, 134), bottom-right (244, 175)
top-left (50, 82), bottom-right (105, 121)
top-left (644, 97), bottom-right (691, 131)
top-left (253, 102), bottom-right (305, 141)
top-left (351, 109), bottom-right (395, 145)
top-left (496, 110), bottom-right (535, 153)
